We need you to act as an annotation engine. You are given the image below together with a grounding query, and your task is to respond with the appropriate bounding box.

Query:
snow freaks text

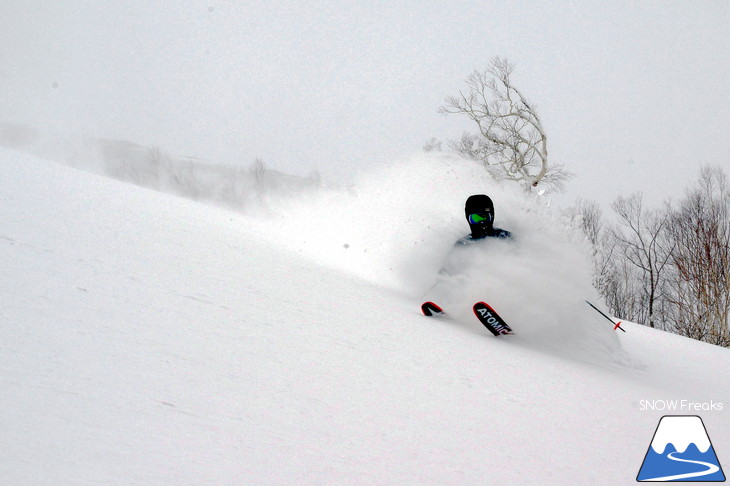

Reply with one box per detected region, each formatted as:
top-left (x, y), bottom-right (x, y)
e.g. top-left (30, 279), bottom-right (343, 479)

top-left (639, 400), bottom-right (724, 412)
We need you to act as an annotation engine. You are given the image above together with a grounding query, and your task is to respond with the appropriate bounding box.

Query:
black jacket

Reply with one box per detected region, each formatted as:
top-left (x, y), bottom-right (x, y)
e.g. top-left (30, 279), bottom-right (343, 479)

top-left (457, 227), bottom-right (512, 245)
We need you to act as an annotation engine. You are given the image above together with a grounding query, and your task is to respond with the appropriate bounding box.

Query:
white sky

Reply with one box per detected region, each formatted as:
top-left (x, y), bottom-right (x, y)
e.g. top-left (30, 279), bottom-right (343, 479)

top-left (2, 0), bottom-right (729, 207)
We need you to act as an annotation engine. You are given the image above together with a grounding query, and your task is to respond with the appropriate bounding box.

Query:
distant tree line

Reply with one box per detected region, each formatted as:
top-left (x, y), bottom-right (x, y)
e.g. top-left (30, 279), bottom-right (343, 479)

top-left (577, 165), bottom-right (730, 347)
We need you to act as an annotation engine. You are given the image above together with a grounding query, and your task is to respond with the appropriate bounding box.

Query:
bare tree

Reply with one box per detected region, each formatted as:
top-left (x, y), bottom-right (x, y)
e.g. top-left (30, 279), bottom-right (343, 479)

top-left (146, 146), bottom-right (166, 190)
top-left (665, 166), bottom-right (730, 346)
top-left (422, 137), bottom-right (443, 152)
top-left (575, 199), bottom-right (620, 305)
top-left (441, 57), bottom-right (571, 192)
top-left (576, 197), bottom-right (649, 325)
top-left (250, 157), bottom-right (266, 195)
top-left (610, 194), bottom-right (673, 328)
top-left (575, 199), bottom-right (603, 251)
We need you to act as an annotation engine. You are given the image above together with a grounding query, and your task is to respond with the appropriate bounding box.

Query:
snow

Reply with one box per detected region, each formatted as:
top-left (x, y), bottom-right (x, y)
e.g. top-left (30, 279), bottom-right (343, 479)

top-left (1, 147), bottom-right (729, 485)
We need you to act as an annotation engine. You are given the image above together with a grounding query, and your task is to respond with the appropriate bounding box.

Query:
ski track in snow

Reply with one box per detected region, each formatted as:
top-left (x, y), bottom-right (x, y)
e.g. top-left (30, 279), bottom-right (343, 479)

top-left (1, 145), bottom-right (729, 485)
top-left (644, 452), bottom-right (720, 481)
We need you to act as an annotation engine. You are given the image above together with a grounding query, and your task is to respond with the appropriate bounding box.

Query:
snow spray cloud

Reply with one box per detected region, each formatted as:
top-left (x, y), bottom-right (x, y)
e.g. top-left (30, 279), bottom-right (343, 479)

top-left (259, 153), bottom-right (625, 364)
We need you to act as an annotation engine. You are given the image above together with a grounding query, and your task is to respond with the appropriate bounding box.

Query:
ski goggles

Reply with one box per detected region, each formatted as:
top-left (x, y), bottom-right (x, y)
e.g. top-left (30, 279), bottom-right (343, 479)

top-left (468, 212), bottom-right (493, 224)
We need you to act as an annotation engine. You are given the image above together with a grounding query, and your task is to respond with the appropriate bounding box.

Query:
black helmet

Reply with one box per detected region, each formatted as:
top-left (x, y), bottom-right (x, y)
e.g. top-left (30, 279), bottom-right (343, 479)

top-left (465, 194), bottom-right (494, 237)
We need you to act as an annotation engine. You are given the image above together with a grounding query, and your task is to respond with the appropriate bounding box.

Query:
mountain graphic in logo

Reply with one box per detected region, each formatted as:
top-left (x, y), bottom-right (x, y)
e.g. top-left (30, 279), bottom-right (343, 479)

top-left (637, 415), bottom-right (725, 482)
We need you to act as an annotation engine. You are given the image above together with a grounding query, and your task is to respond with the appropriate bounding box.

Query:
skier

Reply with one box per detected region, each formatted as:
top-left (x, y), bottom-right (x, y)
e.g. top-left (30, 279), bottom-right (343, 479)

top-left (430, 194), bottom-right (511, 283)
top-left (459, 194), bottom-right (511, 244)
top-left (420, 194), bottom-right (514, 333)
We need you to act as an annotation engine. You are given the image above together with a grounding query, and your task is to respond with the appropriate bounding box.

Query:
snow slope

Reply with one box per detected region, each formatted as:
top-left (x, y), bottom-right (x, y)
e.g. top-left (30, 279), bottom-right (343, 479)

top-left (1, 148), bottom-right (729, 485)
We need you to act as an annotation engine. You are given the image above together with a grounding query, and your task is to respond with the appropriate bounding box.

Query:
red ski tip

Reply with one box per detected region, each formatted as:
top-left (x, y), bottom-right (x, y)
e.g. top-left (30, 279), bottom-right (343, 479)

top-left (421, 301), bottom-right (444, 317)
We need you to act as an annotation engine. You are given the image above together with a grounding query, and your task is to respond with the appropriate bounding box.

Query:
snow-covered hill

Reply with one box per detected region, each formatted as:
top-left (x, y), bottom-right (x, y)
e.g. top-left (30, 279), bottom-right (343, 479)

top-left (1, 147), bottom-right (728, 485)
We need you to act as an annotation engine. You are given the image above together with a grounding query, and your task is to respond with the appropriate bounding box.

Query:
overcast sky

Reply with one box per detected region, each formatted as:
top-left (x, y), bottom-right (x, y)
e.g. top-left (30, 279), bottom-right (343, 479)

top-left (2, 1), bottom-right (729, 208)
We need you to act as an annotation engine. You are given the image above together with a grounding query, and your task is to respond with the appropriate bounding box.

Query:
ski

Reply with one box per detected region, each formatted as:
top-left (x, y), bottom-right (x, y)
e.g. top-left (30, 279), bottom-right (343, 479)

top-left (421, 300), bottom-right (513, 336)
top-left (472, 301), bottom-right (513, 336)
top-left (421, 301), bottom-right (445, 317)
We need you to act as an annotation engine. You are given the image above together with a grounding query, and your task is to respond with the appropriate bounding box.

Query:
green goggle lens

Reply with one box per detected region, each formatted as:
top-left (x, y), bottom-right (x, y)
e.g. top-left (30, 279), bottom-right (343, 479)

top-left (468, 213), bottom-right (492, 224)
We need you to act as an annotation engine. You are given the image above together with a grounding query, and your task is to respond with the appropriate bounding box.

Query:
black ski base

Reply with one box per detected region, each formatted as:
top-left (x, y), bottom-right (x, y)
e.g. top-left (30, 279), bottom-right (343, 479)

top-left (472, 301), bottom-right (513, 336)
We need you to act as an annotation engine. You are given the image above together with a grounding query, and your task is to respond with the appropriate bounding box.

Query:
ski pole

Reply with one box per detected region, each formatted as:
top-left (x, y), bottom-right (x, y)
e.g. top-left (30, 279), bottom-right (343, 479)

top-left (585, 301), bottom-right (626, 332)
